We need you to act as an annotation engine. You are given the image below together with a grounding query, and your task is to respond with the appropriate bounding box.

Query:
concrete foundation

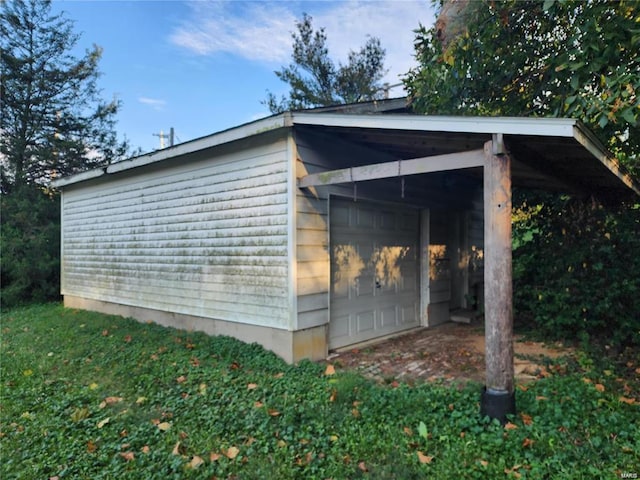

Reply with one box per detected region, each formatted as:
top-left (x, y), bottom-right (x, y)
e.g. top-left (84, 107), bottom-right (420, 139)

top-left (63, 296), bottom-right (328, 364)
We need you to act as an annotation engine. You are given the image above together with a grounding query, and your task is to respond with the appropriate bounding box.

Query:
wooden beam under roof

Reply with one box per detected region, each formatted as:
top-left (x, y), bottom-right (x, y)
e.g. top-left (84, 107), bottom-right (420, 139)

top-left (297, 148), bottom-right (485, 188)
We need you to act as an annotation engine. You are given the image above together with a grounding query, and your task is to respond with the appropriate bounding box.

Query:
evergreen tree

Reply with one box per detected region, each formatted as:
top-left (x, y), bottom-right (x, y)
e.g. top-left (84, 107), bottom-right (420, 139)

top-left (265, 14), bottom-right (388, 113)
top-left (0, 0), bottom-right (128, 192)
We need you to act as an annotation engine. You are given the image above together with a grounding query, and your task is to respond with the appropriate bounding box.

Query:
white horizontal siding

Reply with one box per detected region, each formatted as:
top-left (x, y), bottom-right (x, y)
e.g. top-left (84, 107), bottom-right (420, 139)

top-left (61, 139), bottom-right (291, 328)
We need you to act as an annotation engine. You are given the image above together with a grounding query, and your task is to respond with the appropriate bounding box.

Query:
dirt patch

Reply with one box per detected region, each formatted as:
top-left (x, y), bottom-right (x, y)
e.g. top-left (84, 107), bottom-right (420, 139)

top-left (327, 321), bottom-right (573, 385)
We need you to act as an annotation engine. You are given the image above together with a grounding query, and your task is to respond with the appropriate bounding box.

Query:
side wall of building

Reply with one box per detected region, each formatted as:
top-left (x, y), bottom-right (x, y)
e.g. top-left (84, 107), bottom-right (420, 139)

top-left (61, 136), bottom-right (292, 330)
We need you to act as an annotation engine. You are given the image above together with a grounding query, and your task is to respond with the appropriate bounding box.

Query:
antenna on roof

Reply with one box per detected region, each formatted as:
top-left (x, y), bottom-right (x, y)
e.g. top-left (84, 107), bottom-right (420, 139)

top-left (152, 127), bottom-right (175, 149)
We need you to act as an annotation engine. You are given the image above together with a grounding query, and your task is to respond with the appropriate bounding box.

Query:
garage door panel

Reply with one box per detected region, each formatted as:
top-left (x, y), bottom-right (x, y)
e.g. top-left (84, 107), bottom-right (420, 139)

top-left (330, 198), bottom-right (420, 349)
top-left (357, 208), bottom-right (375, 227)
top-left (356, 311), bottom-right (375, 333)
top-left (380, 305), bottom-right (398, 328)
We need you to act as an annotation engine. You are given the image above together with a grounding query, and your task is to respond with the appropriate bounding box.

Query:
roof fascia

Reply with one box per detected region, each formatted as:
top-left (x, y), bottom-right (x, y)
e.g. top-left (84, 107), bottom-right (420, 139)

top-left (571, 121), bottom-right (640, 197)
top-left (52, 113), bottom-right (291, 188)
top-left (291, 112), bottom-right (578, 137)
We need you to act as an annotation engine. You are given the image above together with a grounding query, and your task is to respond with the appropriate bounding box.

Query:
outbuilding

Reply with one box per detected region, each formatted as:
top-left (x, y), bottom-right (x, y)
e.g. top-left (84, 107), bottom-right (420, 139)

top-left (53, 99), bottom-right (638, 420)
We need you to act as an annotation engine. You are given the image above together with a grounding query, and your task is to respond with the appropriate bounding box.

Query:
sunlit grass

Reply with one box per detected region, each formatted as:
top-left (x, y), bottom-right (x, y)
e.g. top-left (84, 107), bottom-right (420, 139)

top-left (1, 304), bottom-right (638, 479)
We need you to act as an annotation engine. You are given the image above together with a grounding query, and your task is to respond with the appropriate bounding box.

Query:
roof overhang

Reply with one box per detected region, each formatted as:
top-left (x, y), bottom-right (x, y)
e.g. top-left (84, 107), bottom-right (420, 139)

top-left (53, 112), bottom-right (639, 199)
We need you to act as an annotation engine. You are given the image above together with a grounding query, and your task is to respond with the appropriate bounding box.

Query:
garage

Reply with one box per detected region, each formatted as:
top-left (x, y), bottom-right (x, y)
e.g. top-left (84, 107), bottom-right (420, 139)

top-left (329, 197), bottom-right (420, 348)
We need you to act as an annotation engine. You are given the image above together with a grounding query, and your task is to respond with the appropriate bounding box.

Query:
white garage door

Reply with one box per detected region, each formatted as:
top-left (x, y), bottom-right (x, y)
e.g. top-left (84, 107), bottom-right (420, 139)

top-left (329, 198), bottom-right (420, 349)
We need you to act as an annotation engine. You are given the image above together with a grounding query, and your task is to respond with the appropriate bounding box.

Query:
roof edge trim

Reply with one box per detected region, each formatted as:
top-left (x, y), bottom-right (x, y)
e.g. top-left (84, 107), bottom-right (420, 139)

top-left (291, 113), bottom-right (578, 136)
top-left (54, 114), bottom-right (289, 188)
top-left (572, 122), bottom-right (640, 197)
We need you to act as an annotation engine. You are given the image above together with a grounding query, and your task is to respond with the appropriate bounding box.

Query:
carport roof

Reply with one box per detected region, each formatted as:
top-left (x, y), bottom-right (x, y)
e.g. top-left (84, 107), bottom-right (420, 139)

top-left (53, 111), bottom-right (639, 199)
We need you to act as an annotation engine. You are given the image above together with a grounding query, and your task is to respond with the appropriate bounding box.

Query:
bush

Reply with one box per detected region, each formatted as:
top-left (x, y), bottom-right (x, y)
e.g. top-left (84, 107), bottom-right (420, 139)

top-left (513, 192), bottom-right (640, 350)
top-left (1, 186), bottom-right (61, 309)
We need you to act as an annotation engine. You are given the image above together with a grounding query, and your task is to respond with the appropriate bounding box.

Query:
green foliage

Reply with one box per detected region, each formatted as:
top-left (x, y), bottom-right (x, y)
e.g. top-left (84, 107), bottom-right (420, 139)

top-left (1, 187), bottom-right (60, 309)
top-left (513, 194), bottom-right (640, 349)
top-left (0, 0), bottom-right (128, 190)
top-left (405, 0), bottom-right (640, 163)
top-left (1, 305), bottom-right (639, 479)
top-left (265, 13), bottom-right (387, 114)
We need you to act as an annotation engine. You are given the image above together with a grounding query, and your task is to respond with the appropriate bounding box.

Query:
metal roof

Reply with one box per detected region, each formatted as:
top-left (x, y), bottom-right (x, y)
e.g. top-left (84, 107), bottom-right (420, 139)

top-left (52, 111), bottom-right (639, 199)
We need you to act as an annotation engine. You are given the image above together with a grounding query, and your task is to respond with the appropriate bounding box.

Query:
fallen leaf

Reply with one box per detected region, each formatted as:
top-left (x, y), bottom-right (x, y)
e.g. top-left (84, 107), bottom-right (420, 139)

top-left (267, 409), bottom-right (280, 417)
top-left (119, 451), bottom-right (134, 461)
top-left (582, 377), bottom-right (592, 384)
top-left (210, 452), bottom-right (221, 462)
top-left (535, 395), bottom-right (548, 401)
top-left (417, 451), bottom-right (433, 464)
top-left (358, 461), bottom-right (368, 472)
top-left (230, 361), bottom-right (241, 370)
top-left (247, 383), bottom-right (258, 390)
top-left (124, 335), bottom-right (132, 343)
top-left (274, 372), bottom-right (284, 378)
top-left (403, 426), bottom-right (413, 436)
top-left (70, 407), bottom-right (90, 422)
top-left (179, 431), bottom-right (188, 440)
top-left (225, 446), bottom-right (240, 459)
top-left (157, 422), bottom-right (171, 431)
top-left (522, 438), bottom-right (534, 448)
top-left (329, 435), bottom-right (338, 442)
top-left (479, 460), bottom-right (488, 467)
top-left (189, 456), bottom-right (204, 469)
top-left (504, 422), bottom-right (518, 430)
top-left (97, 417), bottom-right (110, 429)
top-left (102, 330), bottom-right (109, 336)
top-left (171, 441), bottom-right (182, 456)
top-left (141, 445), bottom-right (150, 454)
top-left (619, 396), bottom-right (636, 404)
top-left (199, 383), bottom-right (207, 395)
top-left (135, 396), bottom-right (147, 405)
top-left (594, 383), bottom-right (605, 392)
top-left (89, 383), bottom-right (99, 390)
top-left (504, 465), bottom-right (522, 478)
top-left (520, 413), bottom-right (533, 425)
top-left (517, 385), bottom-right (528, 392)
top-left (329, 388), bottom-right (337, 402)
top-left (23, 369), bottom-right (33, 377)
top-left (254, 401), bottom-right (263, 408)
top-left (325, 364), bottom-right (336, 376)
top-left (87, 440), bottom-right (97, 453)
top-left (417, 421), bottom-right (428, 439)
top-left (351, 408), bottom-right (360, 418)
top-left (390, 381), bottom-right (400, 388)
top-left (277, 440), bottom-right (287, 448)
top-left (176, 375), bottom-right (186, 384)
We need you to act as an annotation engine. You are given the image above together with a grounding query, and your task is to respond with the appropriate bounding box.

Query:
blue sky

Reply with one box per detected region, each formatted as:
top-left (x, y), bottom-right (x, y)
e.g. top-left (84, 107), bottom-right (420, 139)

top-left (51, 1), bottom-right (436, 154)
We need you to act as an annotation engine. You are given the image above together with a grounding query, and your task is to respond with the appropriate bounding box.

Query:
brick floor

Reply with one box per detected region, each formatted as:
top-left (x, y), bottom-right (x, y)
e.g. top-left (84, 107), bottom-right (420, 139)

top-left (326, 321), bottom-right (572, 385)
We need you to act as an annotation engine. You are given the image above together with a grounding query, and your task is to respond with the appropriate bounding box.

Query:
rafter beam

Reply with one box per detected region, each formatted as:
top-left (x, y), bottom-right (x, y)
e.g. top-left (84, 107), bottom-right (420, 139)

top-left (297, 148), bottom-right (485, 188)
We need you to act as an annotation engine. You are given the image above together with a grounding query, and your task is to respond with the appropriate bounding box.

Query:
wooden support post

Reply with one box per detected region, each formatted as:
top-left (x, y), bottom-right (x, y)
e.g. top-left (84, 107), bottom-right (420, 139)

top-left (480, 138), bottom-right (515, 423)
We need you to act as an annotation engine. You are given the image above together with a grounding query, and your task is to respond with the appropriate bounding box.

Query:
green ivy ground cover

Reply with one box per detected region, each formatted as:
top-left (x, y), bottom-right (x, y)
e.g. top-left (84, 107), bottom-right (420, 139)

top-left (1, 304), bottom-right (638, 479)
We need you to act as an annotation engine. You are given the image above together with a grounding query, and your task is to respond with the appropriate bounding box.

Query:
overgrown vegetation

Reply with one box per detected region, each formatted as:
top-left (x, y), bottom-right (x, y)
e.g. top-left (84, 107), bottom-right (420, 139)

top-left (513, 194), bottom-right (640, 350)
top-left (406, 0), bottom-right (640, 353)
top-left (1, 305), bottom-right (638, 479)
top-left (0, 185), bottom-right (60, 310)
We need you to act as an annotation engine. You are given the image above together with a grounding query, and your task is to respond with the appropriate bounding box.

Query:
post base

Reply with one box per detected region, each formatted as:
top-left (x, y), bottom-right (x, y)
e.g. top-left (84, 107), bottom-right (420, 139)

top-left (480, 387), bottom-right (516, 424)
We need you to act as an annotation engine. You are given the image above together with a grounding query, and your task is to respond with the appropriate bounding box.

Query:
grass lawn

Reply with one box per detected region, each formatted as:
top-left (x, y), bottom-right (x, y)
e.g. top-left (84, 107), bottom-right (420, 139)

top-left (1, 304), bottom-right (638, 479)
